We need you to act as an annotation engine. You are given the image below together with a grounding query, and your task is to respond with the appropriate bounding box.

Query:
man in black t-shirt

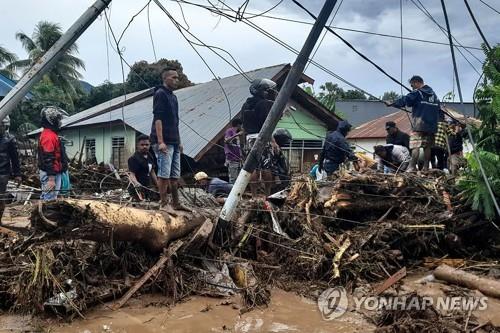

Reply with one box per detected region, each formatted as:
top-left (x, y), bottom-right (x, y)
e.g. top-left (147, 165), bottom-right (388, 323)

top-left (128, 134), bottom-right (158, 201)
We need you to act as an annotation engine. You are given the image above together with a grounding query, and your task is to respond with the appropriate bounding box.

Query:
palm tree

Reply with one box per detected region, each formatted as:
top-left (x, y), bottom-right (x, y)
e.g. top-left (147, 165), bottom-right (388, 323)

top-left (10, 21), bottom-right (85, 97)
top-left (0, 46), bottom-right (17, 79)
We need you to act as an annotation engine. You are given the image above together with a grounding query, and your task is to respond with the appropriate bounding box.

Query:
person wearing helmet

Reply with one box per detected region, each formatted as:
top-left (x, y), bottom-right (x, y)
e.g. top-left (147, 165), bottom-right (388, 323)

top-left (38, 106), bottom-right (67, 201)
top-left (0, 116), bottom-right (21, 223)
top-left (240, 78), bottom-right (280, 198)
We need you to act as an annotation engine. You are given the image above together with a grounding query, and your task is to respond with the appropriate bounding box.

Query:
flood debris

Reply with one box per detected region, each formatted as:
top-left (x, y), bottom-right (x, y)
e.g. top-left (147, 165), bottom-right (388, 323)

top-left (0, 170), bottom-right (499, 332)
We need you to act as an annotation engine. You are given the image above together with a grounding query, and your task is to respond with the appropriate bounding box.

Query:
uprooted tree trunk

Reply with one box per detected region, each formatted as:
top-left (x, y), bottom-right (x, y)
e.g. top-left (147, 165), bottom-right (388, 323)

top-left (31, 199), bottom-right (216, 252)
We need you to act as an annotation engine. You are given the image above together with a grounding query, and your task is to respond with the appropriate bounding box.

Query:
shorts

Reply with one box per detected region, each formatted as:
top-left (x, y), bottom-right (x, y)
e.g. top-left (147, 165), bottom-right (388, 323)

top-left (153, 144), bottom-right (181, 179)
top-left (410, 131), bottom-right (434, 150)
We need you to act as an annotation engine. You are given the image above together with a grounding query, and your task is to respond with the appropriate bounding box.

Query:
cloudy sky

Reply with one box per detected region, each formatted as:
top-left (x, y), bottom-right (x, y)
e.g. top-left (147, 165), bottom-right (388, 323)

top-left (1, 0), bottom-right (498, 101)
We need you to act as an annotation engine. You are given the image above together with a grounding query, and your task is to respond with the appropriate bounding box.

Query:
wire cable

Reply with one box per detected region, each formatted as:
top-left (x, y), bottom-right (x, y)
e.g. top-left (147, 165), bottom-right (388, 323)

top-left (292, 0), bottom-right (412, 93)
top-left (147, 1), bottom-right (158, 61)
top-left (479, 0), bottom-right (500, 15)
top-left (463, 0), bottom-right (492, 51)
top-left (304, 0), bottom-right (344, 72)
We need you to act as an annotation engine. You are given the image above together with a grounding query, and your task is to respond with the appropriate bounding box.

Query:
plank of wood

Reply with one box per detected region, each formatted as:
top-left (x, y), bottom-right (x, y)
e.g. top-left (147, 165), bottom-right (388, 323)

top-left (374, 267), bottom-right (407, 295)
top-left (111, 240), bottom-right (183, 310)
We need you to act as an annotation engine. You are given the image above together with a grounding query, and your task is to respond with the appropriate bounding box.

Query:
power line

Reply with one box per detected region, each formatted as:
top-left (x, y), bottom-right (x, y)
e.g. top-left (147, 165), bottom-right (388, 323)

top-left (410, 0), bottom-right (483, 76)
top-left (304, 0), bottom-right (344, 72)
top-left (147, 1), bottom-right (158, 61)
top-left (166, 1), bottom-right (483, 51)
top-left (292, 0), bottom-right (411, 92)
top-left (479, 0), bottom-right (500, 15)
top-left (463, 0), bottom-right (492, 50)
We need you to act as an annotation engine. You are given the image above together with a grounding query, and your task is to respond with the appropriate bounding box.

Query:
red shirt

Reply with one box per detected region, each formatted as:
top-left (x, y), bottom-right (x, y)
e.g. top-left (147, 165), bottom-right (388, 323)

top-left (39, 128), bottom-right (62, 173)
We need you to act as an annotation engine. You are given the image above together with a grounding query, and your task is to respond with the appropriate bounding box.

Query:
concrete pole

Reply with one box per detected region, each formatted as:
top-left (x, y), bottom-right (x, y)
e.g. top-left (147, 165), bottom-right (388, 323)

top-left (0, 0), bottom-right (112, 121)
top-left (218, 0), bottom-right (338, 228)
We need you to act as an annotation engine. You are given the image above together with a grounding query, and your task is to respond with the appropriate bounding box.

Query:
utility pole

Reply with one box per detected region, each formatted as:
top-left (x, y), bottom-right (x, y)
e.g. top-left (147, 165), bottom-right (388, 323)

top-left (215, 0), bottom-right (339, 244)
top-left (0, 0), bottom-right (112, 121)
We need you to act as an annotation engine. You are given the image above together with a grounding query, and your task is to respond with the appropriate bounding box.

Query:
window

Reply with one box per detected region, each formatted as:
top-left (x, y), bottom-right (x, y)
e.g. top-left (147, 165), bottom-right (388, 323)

top-left (111, 137), bottom-right (126, 169)
top-left (85, 139), bottom-right (96, 161)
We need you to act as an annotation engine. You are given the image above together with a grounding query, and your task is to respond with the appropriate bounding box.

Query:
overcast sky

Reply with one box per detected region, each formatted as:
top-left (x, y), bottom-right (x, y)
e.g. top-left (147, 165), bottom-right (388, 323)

top-left (1, 0), bottom-right (498, 101)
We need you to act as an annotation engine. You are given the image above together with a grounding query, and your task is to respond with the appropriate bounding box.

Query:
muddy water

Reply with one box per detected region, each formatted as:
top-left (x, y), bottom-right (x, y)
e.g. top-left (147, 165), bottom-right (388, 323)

top-left (45, 289), bottom-right (372, 333)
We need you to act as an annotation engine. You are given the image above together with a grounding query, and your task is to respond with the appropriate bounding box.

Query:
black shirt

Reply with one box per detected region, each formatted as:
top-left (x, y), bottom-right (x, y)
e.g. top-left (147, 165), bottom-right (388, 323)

top-left (241, 97), bottom-right (273, 134)
top-left (0, 134), bottom-right (20, 177)
top-left (150, 86), bottom-right (180, 144)
top-left (386, 130), bottom-right (410, 149)
top-left (128, 152), bottom-right (156, 187)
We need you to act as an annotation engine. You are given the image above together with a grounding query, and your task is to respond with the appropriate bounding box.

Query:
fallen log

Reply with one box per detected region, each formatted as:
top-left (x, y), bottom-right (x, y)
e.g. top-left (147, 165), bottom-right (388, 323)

top-left (31, 199), bottom-right (214, 252)
top-left (434, 264), bottom-right (500, 299)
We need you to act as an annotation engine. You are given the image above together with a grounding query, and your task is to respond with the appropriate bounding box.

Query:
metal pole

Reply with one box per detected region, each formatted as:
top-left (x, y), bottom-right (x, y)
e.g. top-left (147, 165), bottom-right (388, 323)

top-left (218, 0), bottom-right (338, 229)
top-left (463, 0), bottom-right (491, 51)
top-left (0, 0), bottom-right (112, 121)
top-left (441, 0), bottom-right (500, 225)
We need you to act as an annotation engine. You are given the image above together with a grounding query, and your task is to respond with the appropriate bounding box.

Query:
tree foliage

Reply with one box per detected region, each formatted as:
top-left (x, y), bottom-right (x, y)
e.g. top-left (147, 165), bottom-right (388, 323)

top-left (126, 59), bottom-right (192, 92)
top-left (457, 44), bottom-right (500, 220)
top-left (0, 45), bottom-right (17, 79)
top-left (9, 21), bottom-right (85, 99)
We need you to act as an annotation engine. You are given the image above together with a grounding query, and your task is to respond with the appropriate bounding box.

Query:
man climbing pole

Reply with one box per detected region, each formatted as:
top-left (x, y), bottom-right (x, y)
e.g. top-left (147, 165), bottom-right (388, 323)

top-left (385, 75), bottom-right (440, 171)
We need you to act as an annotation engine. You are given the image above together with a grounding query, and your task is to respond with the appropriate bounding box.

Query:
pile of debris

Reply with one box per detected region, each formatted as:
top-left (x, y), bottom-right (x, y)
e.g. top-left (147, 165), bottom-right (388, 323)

top-left (0, 170), bottom-right (499, 331)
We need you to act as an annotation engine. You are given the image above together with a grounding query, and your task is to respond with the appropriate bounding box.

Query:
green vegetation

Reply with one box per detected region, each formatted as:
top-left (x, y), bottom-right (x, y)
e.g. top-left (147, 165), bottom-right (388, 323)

top-left (458, 45), bottom-right (500, 220)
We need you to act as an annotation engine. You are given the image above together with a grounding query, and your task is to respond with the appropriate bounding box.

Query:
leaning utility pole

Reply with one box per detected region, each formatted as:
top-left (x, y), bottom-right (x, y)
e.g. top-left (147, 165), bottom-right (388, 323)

top-left (215, 0), bottom-right (339, 244)
top-left (0, 0), bottom-right (112, 121)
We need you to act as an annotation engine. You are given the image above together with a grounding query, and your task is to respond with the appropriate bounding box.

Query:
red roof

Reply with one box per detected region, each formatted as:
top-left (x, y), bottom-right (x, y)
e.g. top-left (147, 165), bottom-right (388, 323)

top-left (347, 111), bottom-right (412, 139)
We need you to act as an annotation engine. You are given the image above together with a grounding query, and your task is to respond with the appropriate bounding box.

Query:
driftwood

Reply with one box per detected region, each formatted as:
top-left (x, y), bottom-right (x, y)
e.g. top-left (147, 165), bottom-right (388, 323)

top-left (32, 199), bottom-right (214, 252)
top-left (112, 240), bottom-right (183, 310)
top-left (434, 264), bottom-right (500, 299)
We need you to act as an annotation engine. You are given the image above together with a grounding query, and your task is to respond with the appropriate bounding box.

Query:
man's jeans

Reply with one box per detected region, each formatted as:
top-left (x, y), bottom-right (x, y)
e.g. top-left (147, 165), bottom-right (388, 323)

top-left (227, 160), bottom-right (241, 184)
top-left (40, 170), bottom-right (62, 201)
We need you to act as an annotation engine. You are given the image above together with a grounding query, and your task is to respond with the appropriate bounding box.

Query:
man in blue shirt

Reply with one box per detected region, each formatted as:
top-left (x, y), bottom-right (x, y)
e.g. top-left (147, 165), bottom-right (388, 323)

top-left (385, 75), bottom-right (440, 171)
top-left (150, 67), bottom-right (189, 211)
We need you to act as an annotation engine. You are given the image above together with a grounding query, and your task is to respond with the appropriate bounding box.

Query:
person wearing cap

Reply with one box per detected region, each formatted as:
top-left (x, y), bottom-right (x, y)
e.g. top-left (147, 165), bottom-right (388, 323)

top-left (385, 121), bottom-right (410, 150)
top-left (373, 144), bottom-right (410, 173)
top-left (194, 172), bottom-right (233, 198)
top-left (385, 75), bottom-right (440, 171)
top-left (0, 116), bottom-right (21, 223)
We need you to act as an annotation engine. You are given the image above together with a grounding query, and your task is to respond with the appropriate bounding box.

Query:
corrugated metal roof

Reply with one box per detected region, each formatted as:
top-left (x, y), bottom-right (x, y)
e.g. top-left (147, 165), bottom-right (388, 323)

top-left (65, 64), bottom-right (287, 160)
top-left (347, 107), bottom-right (480, 139)
top-left (336, 100), bottom-right (476, 126)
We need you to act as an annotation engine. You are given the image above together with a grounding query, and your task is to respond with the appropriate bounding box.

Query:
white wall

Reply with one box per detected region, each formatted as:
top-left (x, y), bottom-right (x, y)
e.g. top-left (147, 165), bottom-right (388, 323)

top-left (61, 124), bottom-right (136, 168)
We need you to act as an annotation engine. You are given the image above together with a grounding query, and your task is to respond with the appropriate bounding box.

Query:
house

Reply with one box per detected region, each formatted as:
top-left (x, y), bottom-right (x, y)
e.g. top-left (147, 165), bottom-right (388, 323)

top-left (336, 100), bottom-right (476, 127)
top-left (30, 64), bottom-right (340, 176)
top-left (347, 108), bottom-right (476, 153)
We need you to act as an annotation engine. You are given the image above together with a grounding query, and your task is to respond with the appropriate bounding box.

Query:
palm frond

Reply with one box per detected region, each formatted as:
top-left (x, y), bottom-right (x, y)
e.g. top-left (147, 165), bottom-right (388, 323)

top-left (15, 32), bottom-right (36, 52)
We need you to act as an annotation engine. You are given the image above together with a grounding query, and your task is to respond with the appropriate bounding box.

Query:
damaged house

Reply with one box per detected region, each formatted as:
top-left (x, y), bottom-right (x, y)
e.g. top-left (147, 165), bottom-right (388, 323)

top-left (30, 64), bottom-right (340, 176)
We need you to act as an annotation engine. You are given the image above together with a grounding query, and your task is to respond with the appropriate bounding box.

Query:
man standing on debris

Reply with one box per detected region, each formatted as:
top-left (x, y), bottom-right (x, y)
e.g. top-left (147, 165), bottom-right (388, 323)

top-left (150, 67), bottom-right (189, 211)
top-left (241, 78), bottom-right (279, 197)
top-left (385, 121), bottom-right (410, 149)
top-left (318, 121), bottom-right (357, 176)
top-left (385, 76), bottom-right (440, 171)
top-left (373, 144), bottom-right (411, 173)
top-left (0, 116), bottom-right (21, 223)
top-left (224, 118), bottom-right (243, 184)
top-left (128, 134), bottom-right (159, 201)
top-left (38, 106), bottom-right (67, 201)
